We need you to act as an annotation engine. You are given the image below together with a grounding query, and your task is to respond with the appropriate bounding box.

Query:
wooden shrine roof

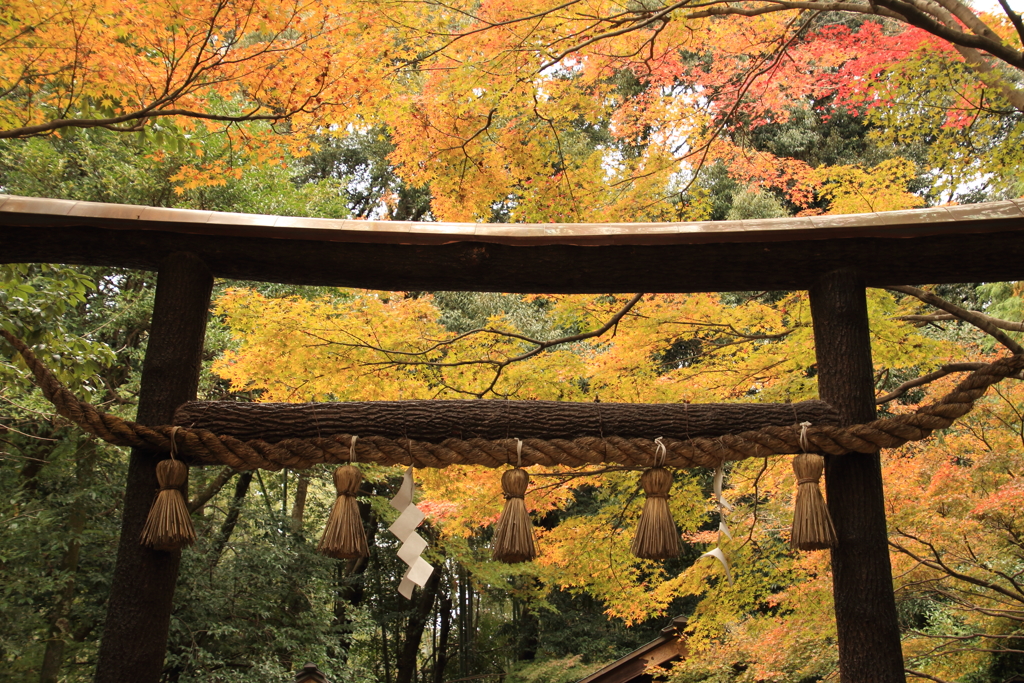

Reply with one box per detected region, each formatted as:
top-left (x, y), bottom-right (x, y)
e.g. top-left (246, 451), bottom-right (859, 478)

top-left (577, 616), bottom-right (689, 683)
top-left (2, 194), bottom-right (1024, 292)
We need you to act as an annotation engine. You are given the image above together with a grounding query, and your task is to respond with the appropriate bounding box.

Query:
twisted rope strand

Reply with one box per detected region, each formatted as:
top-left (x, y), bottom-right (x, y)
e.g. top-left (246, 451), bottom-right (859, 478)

top-left (4, 330), bottom-right (1021, 471)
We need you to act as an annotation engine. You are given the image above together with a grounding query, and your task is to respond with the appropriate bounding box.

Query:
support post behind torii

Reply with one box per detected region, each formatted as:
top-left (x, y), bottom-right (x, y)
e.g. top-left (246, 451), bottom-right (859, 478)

top-left (809, 269), bottom-right (905, 682)
top-left (94, 252), bottom-right (213, 683)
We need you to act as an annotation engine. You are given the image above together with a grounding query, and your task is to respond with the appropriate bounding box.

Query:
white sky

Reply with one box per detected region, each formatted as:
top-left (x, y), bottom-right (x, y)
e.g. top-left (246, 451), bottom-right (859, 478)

top-left (972, 0), bottom-right (1022, 12)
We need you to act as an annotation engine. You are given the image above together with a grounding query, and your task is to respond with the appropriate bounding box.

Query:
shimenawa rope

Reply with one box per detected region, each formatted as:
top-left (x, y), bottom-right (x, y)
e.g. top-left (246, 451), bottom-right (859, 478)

top-left (3, 329), bottom-right (1023, 472)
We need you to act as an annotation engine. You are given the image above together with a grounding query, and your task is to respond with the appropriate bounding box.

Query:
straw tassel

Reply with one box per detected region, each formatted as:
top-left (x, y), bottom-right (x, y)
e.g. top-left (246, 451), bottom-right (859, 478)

top-left (786, 454), bottom-right (835, 548)
top-left (631, 465), bottom-right (681, 560)
top-left (318, 465), bottom-right (369, 559)
top-left (492, 467), bottom-right (536, 563)
top-left (790, 438), bottom-right (838, 550)
top-left (140, 458), bottom-right (197, 551)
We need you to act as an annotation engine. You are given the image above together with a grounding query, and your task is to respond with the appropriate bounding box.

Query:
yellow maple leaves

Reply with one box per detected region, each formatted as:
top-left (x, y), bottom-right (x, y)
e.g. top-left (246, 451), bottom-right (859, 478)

top-left (814, 158), bottom-right (925, 215)
top-left (210, 278), bottom-right (1024, 678)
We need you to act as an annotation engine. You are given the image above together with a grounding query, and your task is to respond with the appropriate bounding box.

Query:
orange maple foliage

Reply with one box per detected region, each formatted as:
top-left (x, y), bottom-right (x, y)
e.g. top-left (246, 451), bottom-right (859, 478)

top-left (883, 365), bottom-right (1024, 680)
top-left (6, 1), bottom-right (1019, 215)
top-left (0, 0), bottom-right (389, 167)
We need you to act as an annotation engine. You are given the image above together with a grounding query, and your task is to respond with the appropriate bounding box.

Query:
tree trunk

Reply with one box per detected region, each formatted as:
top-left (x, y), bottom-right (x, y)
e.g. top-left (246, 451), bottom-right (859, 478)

top-left (94, 252), bottom-right (213, 683)
top-left (209, 471), bottom-right (253, 566)
top-left (381, 621), bottom-right (392, 683)
top-left (174, 399), bottom-right (837, 442)
top-left (187, 466), bottom-right (235, 514)
top-left (396, 568), bottom-right (442, 683)
top-left (809, 269), bottom-right (905, 683)
top-left (456, 565), bottom-right (476, 678)
top-left (335, 495), bottom-right (378, 658)
top-left (290, 472), bottom-right (310, 535)
top-left (432, 582), bottom-right (452, 683)
top-left (515, 598), bottom-right (539, 662)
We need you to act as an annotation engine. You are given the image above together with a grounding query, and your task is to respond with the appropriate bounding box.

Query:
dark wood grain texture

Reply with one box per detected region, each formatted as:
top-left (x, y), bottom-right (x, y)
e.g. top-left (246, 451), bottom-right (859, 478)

top-left (173, 399), bottom-right (840, 442)
top-left (4, 220), bottom-right (1024, 293)
top-left (810, 269), bottom-right (905, 683)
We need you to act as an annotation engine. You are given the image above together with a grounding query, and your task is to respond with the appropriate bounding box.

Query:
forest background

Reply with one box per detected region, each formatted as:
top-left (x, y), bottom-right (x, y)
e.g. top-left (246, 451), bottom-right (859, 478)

top-left (1, 0), bottom-right (1023, 681)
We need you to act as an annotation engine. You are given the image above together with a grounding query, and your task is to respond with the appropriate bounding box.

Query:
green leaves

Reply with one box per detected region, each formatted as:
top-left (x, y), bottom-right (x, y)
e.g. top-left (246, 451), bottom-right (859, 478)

top-left (0, 264), bottom-right (114, 392)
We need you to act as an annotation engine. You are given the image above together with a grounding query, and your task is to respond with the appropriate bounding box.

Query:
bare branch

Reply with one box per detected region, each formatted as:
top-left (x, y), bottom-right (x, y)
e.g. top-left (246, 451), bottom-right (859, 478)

top-left (905, 669), bottom-right (954, 683)
top-left (890, 533), bottom-right (1024, 604)
top-left (187, 466), bottom-right (237, 514)
top-left (897, 313), bottom-right (958, 326)
top-left (541, 0), bottom-right (693, 68)
top-left (996, 0), bottom-right (1024, 47)
top-left (887, 285), bottom-right (1024, 355)
top-left (683, 0), bottom-right (1024, 71)
top-left (313, 293), bottom-right (645, 398)
top-left (909, 630), bottom-right (1024, 641)
top-left (0, 106), bottom-right (299, 140)
top-left (875, 363), bottom-right (1023, 404)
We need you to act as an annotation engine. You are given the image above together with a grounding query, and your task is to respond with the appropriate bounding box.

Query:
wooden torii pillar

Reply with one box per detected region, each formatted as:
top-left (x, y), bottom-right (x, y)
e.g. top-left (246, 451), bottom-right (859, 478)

top-left (94, 253), bottom-right (213, 683)
top-left (811, 270), bottom-right (904, 681)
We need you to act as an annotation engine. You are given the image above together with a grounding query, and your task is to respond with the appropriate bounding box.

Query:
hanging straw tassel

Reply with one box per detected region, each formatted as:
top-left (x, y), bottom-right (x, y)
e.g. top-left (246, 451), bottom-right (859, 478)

top-left (319, 437), bottom-right (370, 559)
top-left (631, 438), bottom-right (680, 560)
top-left (493, 440), bottom-right (536, 563)
top-left (790, 423), bottom-right (838, 551)
top-left (140, 430), bottom-right (197, 551)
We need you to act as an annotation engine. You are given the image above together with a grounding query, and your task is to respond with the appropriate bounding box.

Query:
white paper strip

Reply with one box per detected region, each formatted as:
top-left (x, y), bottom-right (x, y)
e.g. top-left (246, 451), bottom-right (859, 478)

top-left (703, 465), bottom-right (734, 585)
top-left (389, 467), bottom-right (434, 599)
top-left (713, 466), bottom-right (734, 512)
top-left (701, 547), bottom-right (734, 586)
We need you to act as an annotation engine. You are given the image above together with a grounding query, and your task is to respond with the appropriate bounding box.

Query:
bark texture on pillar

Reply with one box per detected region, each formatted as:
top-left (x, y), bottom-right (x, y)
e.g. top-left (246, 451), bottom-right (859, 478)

top-left (95, 252), bottom-right (213, 683)
top-left (810, 269), bottom-right (905, 682)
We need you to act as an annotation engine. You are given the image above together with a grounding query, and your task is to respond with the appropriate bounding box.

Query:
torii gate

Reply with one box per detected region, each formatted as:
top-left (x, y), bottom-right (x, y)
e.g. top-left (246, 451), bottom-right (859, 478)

top-left (3, 193), bottom-right (1024, 683)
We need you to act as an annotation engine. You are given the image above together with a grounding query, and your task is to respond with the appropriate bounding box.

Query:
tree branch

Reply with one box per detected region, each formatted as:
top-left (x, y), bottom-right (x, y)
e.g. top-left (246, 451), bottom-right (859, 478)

top-left (897, 312), bottom-right (1024, 332)
top-left (681, 0), bottom-right (1024, 72)
top-left (905, 669), bottom-right (954, 683)
top-left (873, 363), bottom-right (1021, 404)
top-left (909, 630), bottom-right (1024, 641)
top-left (0, 106), bottom-right (296, 140)
top-left (996, 0), bottom-right (1024, 47)
top-left (887, 285), bottom-right (1024, 355)
top-left (187, 466), bottom-right (236, 514)
top-left (890, 533), bottom-right (1024, 604)
top-left (312, 293), bottom-right (645, 398)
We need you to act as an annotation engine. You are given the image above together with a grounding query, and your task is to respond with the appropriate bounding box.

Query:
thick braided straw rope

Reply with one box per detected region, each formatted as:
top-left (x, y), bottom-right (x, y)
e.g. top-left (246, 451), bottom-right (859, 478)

top-left (4, 330), bottom-right (1023, 471)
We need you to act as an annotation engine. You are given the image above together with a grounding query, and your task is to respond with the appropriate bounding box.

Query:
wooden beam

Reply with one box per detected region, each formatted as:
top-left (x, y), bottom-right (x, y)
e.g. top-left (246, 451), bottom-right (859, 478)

top-left (7, 222), bottom-right (1024, 293)
top-left (2, 198), bottom-right (1024, 292)
top-left (94, 253), bottom-right (213, 683)
top-left (3, 194), bottom-right (1021, 246)
top-left (810, 269), bottom-right (905, 683)
top-left (173, 399), bottom-right (840, 442)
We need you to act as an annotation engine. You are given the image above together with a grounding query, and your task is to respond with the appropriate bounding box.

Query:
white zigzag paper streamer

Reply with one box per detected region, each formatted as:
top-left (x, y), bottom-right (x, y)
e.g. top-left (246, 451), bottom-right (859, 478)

top-left (700, 547), bottom-right (733, 585)
top-left (702, 465), bottom-right (734, 586)
top-left (713, 465), bottom-right (734, 540)
top-left (389, 467), bottom-right (434, 599)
